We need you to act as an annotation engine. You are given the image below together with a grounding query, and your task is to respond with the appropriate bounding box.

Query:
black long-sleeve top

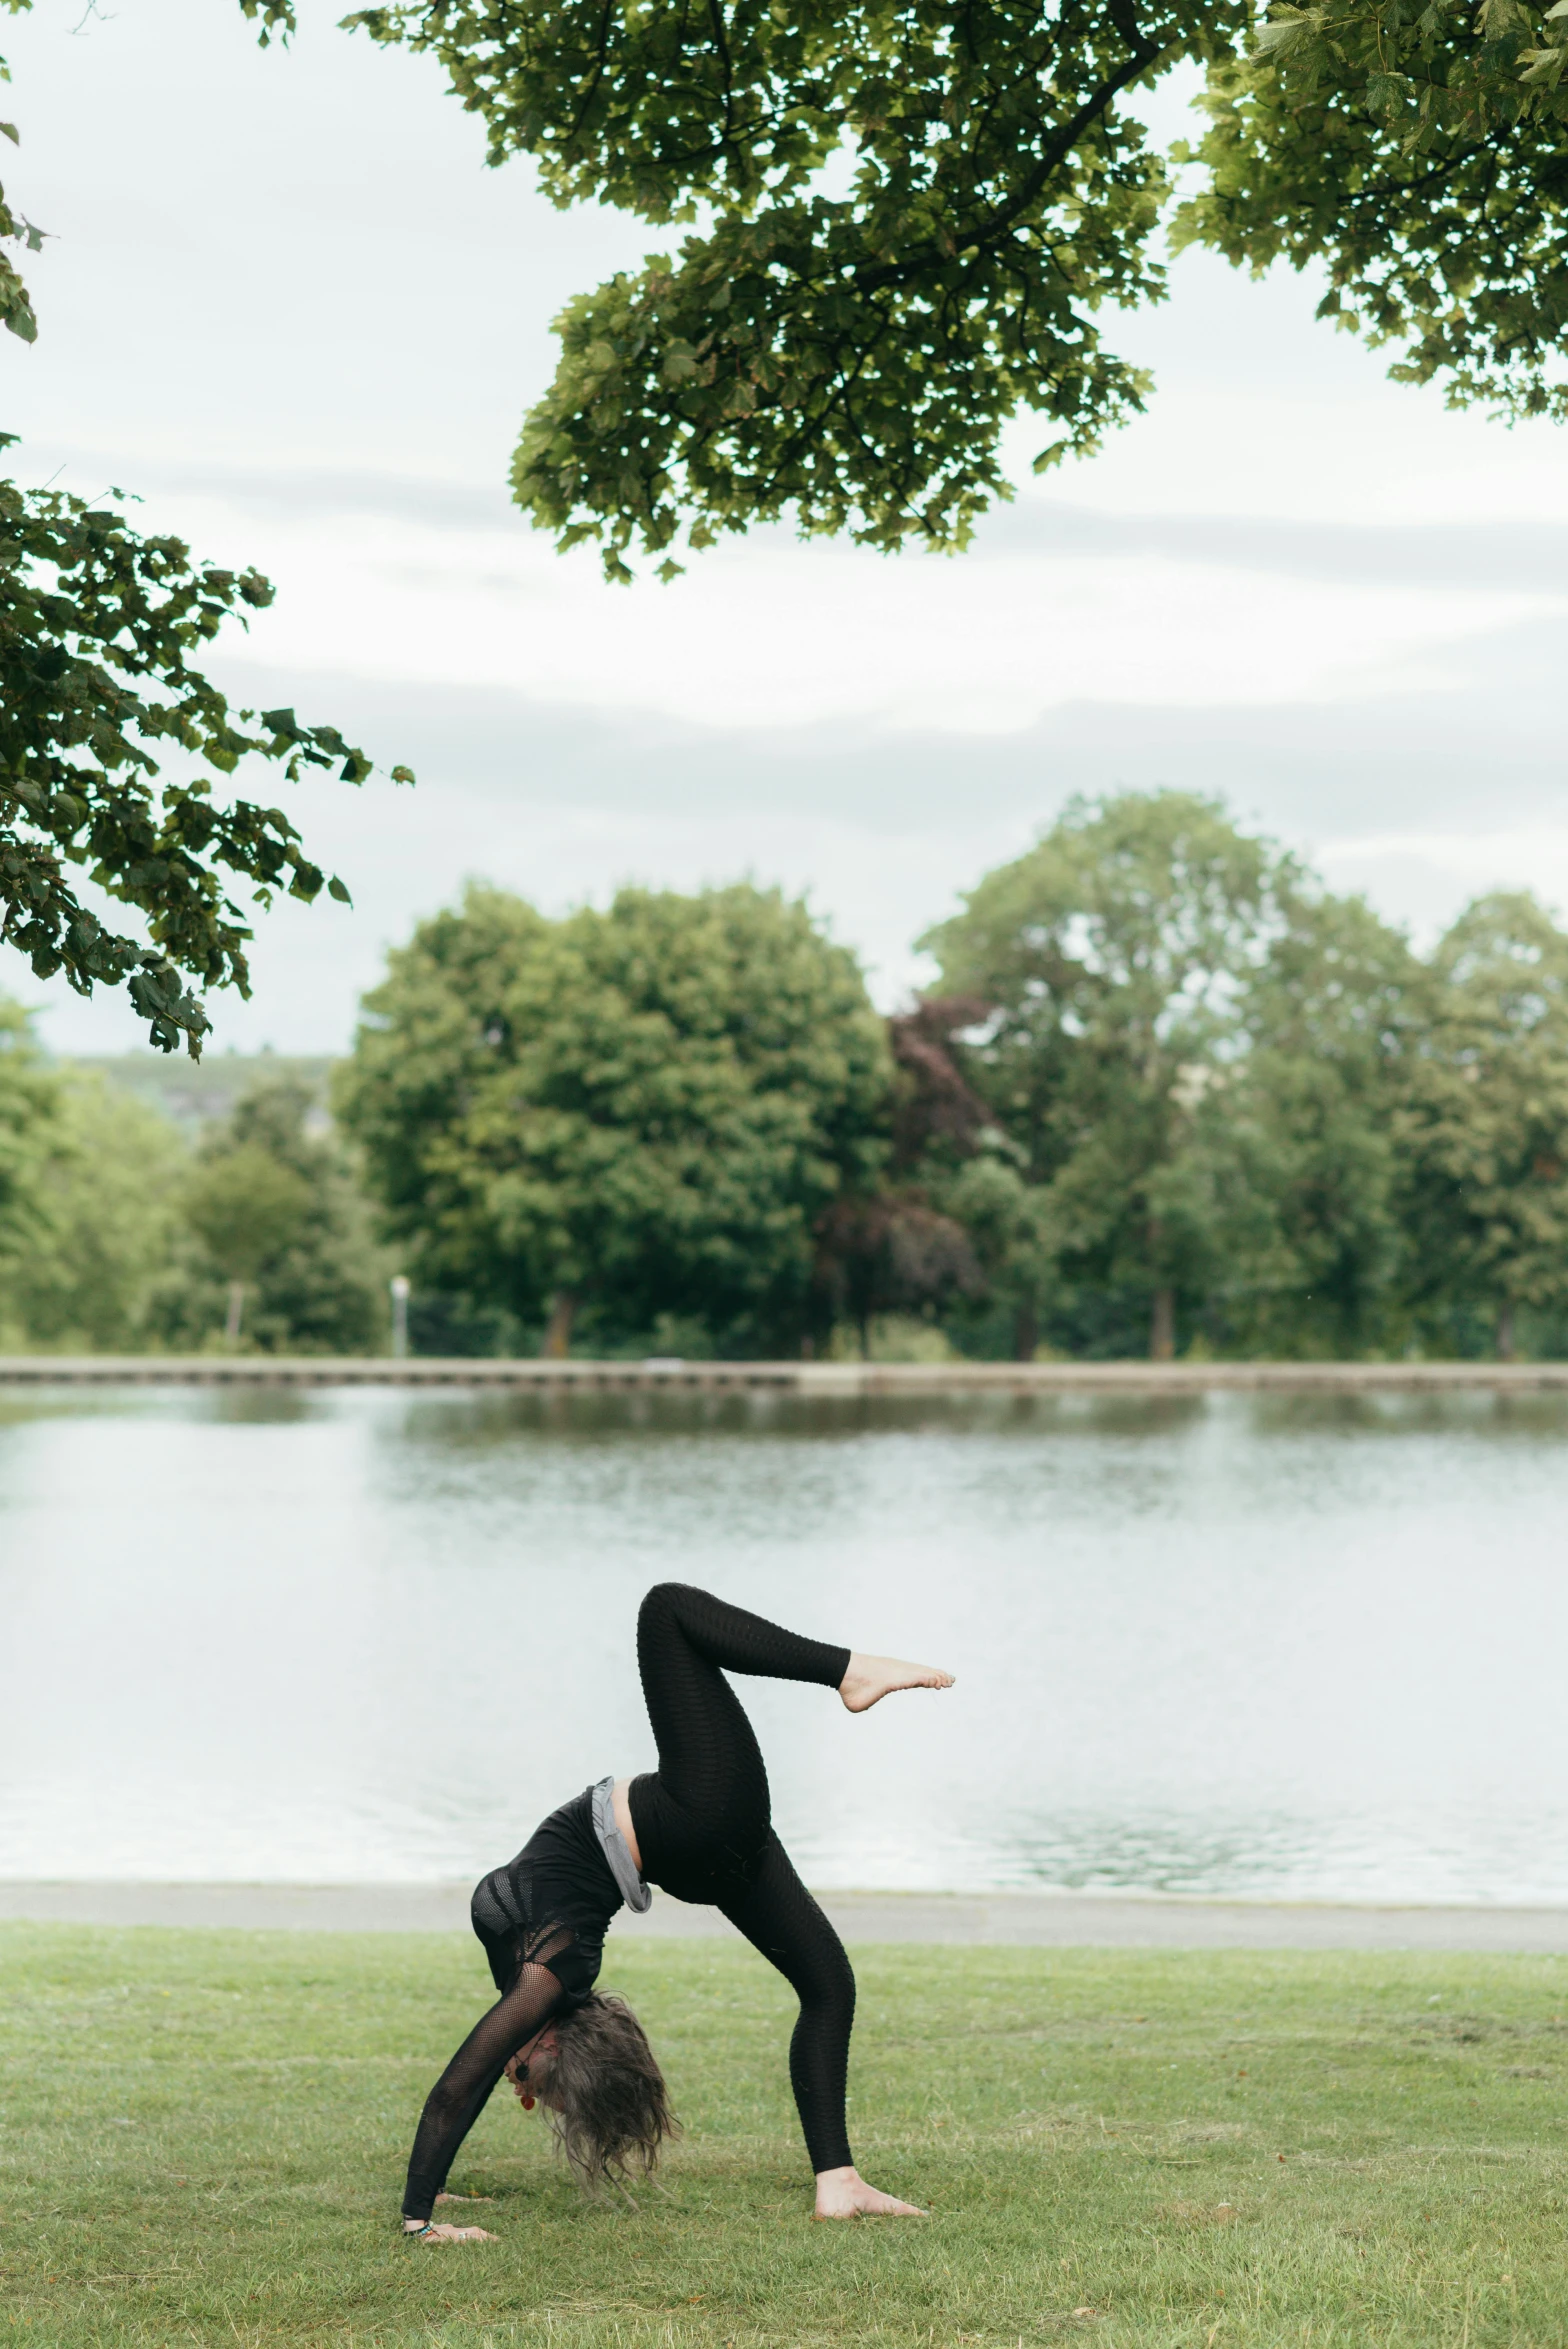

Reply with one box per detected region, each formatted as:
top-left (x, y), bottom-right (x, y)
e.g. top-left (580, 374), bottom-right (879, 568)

top-left (402, 1790), bottom-right (623, 2221)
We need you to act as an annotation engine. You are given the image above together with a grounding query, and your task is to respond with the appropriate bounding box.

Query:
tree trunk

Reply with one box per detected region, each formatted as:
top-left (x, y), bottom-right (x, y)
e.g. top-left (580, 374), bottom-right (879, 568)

top-left (541, 1289), bottom-right (577, 1359)
top-left (1497, 1299), bottom-right (1517, 1361)
top-left (857, 1311), bottom-right (872, 1362)
top-left (1012, 1297), bottom-right (1038, 1362)
top-left (225, 1280), bottom-right (246, 1346)
top-left (1149, 1285), bottom-right (1176, 1362)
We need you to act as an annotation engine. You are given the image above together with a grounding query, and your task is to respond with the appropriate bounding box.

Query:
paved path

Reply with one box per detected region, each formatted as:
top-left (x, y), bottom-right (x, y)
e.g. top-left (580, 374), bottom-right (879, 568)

top-left (7, 1882), bottom-right (1568, 1951)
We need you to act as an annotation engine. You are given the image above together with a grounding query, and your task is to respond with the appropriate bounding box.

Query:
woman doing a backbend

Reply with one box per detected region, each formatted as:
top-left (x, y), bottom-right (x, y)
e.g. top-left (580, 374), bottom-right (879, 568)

top-left (403, 1582), bottom-right (954, 2240)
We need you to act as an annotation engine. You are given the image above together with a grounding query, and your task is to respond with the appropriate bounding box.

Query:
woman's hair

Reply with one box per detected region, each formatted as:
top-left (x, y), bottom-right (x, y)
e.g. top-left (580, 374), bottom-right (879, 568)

top-left (535, 1994), bottom-right (677, 2191)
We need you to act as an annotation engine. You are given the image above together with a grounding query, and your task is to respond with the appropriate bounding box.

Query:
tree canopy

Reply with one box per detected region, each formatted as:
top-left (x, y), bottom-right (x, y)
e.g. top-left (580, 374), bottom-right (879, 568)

top-left (1175, 0), bottom-right (1568, 427)
top-left (9, 802), bottom-right (1568, 1364)
top-left (328, 826), bottom-right (1568, 1365)
top-left (336, 882), bottom-right (892, 1354)
top-left (323, 0), bottom-right (1244, 577)
top-left (225, 0), bottom-right (1568, 580)
top-left (922, 790), bottom-right (1301, 1356)
top-left (0, 463), bottom-right (413, 1055)
top-left (1396, 892), bottom-right (1568, 1357)
top-left (1217, 889), bottom-right (1420, 1356)
top-left (0, 1018), bottom-right (389, 1353)
top-left (155, 1076), bottom-right (390, 1354)
top-left (0, 1003), bottom-right (183, 1349)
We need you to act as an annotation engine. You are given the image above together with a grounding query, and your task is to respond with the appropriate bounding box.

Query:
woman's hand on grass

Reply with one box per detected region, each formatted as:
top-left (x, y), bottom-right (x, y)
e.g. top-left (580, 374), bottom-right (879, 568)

top-left (813, 2166), bottom-right (926, 2219)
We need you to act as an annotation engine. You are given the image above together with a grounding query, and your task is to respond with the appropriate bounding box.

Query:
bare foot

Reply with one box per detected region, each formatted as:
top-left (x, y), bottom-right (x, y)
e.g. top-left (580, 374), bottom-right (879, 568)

top-left (839, 1652), bottom-right (955, 1713)
top-left (412, 2222), bottom-right (496, 2243)
top-left (814, 2165), bottom-right (927, 2218)
top-left (435, 2192), bottom-right (493, 2203)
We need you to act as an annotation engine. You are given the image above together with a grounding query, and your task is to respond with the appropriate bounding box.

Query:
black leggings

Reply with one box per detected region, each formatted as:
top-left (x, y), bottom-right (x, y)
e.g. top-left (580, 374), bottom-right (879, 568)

top-left (628, 1584), bottom-right (857, 2175)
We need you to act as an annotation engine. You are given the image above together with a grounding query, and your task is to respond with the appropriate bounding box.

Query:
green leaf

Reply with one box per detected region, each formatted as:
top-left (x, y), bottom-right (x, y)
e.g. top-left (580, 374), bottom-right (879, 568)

top-left (0, 441), bottom-right (408, 1047)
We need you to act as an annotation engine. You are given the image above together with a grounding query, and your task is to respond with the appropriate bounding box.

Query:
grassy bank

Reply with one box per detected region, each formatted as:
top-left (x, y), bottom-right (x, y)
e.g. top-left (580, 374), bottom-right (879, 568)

top-left (4, 1926), bottom-right (1568, 2347)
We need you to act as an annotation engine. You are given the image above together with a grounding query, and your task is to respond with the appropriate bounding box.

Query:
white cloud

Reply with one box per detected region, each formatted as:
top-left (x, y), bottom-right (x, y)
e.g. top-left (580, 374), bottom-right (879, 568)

top-left (202, 504), bottom-right (1556, 734)
top-left (1319, 829), bottom-right (1568, 944)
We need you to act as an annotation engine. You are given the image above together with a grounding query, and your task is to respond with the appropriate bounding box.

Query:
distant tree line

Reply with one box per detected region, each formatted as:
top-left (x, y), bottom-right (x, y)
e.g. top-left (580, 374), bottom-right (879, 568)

top-left (915, 794), bottom-right (1568, 1363)
top-left (0, 1039), bottom-right (386, 1356)
top-left (4, 789), bottom-right (1568, 1362)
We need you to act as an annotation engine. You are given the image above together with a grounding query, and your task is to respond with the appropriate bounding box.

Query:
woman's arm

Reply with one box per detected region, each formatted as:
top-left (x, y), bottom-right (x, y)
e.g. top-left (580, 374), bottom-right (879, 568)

top-left (402, 1961), bottom-right (565, 2229)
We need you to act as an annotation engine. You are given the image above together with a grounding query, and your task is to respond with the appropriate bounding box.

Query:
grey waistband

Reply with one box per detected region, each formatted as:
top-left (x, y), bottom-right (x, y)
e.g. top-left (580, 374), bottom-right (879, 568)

top-left (591, 1776), bottom-right (652, 1914)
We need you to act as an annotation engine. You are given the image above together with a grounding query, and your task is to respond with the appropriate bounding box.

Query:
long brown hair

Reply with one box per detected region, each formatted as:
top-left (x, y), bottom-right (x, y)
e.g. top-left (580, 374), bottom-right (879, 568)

top-left (535, 1994), bottom-right (677, 2191)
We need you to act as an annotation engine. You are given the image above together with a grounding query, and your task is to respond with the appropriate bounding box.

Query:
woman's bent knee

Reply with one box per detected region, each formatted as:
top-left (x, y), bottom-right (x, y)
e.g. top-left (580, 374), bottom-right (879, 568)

top-left (638, 1582), bottom-right (695, 1628)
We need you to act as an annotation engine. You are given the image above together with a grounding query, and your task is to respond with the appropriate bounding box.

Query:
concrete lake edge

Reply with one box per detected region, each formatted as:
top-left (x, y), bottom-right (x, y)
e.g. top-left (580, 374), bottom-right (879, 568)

top-left (2, 1357), bottom-right (1566, 1393)
top-left (8, 1884), bottom-right (1568, 1949)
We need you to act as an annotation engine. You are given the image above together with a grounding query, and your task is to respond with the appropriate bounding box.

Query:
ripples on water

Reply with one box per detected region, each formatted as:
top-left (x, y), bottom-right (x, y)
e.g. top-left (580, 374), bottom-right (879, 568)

top-left (2, 1384), bottom-right (1566, 1903)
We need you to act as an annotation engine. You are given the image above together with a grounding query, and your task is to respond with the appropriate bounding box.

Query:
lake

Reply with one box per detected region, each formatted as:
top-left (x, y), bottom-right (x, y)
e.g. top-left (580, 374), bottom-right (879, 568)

top-left (3, 1383), bottom-right (1566, 1905)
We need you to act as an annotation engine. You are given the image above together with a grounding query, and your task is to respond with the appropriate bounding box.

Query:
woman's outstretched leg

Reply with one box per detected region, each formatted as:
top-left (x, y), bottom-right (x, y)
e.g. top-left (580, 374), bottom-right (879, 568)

top-left (630, 1584), bottom-right (851, 1883)
top-left (636, 1583), bottom-right (851, 1805)
top-left (631, 1583), bottom-right (953, 1869)
top-left (635, 1582), bottom-right (954, 1789)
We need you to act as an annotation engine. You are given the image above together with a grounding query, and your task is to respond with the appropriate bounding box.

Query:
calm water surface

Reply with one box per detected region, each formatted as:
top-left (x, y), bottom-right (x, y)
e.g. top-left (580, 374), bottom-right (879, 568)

top-left (3, 1385), bottom-right (1566, 1902)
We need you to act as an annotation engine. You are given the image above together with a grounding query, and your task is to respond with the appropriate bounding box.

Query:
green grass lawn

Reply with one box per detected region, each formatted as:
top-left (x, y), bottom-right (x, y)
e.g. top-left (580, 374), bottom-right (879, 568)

top-left (5, 1925), bottom-right (1568, 2347)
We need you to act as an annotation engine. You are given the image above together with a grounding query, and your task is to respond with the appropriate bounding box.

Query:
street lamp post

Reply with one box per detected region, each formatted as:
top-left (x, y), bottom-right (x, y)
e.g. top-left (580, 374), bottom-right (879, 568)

top-left (389, 1274), bottom-right (411, 1361)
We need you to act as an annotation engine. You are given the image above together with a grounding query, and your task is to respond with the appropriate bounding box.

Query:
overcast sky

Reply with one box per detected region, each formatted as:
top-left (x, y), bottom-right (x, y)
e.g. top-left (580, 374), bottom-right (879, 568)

top-left (9, 0), bottom-right (1568, 1054)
